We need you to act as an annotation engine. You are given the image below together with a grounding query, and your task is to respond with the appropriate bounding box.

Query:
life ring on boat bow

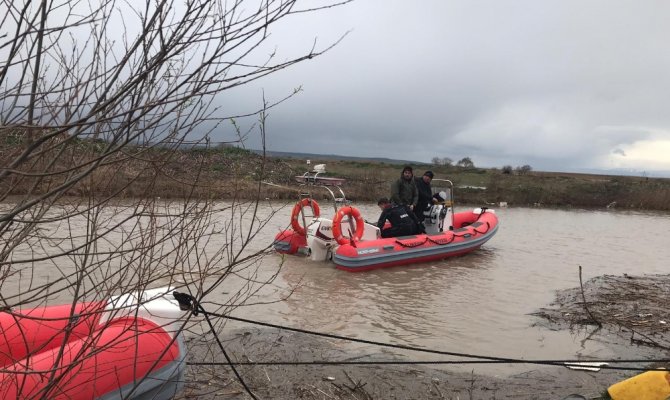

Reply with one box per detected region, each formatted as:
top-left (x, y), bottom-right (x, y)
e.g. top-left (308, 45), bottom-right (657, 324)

top-left (332, 206), bottom-right (365, 245)
top-left (291, 198), bottom-right (320, 236)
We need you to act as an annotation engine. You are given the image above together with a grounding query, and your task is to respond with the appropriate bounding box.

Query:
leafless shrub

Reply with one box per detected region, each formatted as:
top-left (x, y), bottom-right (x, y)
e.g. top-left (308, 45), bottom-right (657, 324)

top-left (0, 0), bottom-right (349, 398)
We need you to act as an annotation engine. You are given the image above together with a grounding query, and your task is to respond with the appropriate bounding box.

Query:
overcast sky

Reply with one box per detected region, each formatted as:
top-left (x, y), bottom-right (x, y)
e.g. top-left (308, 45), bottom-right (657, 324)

top-left (223, 0), bottom-right (670, 176)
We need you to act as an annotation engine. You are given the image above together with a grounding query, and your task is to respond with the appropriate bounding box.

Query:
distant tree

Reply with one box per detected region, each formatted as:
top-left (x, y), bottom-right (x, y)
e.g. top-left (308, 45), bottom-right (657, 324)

top-left (431, 156), bottom-right (453, 166)
top-left (501, 165), bottom-right (513, 174)
top-left (516, 164), bottom-right (533, 175)
top-left (456, 157), bottom-right (474, 168)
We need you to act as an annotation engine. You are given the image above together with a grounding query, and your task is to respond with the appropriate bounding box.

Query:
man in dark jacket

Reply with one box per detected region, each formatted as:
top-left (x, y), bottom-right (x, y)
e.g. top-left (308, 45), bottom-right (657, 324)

top-left (376, 198), bottom-right (419, 238)
top-left (390, 165), bottom-right (418, 212)
top-left (414, 170), bottom-right (434, 222)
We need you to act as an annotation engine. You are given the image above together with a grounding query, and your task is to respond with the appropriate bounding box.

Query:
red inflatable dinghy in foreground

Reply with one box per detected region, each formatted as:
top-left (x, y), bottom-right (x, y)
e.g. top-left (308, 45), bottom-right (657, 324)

top-left (0, 287), bottom-right (186, 399)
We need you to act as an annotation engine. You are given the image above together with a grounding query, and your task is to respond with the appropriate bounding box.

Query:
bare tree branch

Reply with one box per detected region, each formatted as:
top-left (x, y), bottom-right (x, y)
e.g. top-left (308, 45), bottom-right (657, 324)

top-left (0, 0), bottom-right (350, 397)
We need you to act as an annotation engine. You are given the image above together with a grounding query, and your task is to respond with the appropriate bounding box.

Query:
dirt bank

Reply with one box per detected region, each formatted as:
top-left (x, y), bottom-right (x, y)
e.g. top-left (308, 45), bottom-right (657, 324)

top-left (176, 274), bottom-right (669, 399)
top-left (177, 328), bottom-right (633, 399)
top-left (533, 273), bottom-right (670, 352)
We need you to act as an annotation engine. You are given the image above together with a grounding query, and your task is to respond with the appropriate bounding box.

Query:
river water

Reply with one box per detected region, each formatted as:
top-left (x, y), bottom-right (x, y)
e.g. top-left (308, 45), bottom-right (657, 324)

top-left (3, 200), bottom-right (669, 376)
top-left (247, 203), bottom-right (670, 375)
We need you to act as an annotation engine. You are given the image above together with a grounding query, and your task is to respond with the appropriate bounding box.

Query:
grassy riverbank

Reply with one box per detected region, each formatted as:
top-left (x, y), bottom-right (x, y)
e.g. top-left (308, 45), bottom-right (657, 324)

top-left (4, 139), bottom-right (670, 211)
top-left (282, 158), bottom-right (670, 211)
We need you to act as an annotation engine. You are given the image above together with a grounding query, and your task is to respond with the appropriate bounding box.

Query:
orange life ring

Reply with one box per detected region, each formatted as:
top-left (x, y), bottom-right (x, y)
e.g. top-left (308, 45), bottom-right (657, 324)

top-left (291, 198), bottom-right (320, 236)
top-left (331, 206), bottom-right (365, 245)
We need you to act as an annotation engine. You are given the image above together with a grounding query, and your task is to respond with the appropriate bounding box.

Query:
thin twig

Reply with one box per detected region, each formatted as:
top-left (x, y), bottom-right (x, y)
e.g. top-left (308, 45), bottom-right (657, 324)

top-left (579, 265), bottom-right (602, 327)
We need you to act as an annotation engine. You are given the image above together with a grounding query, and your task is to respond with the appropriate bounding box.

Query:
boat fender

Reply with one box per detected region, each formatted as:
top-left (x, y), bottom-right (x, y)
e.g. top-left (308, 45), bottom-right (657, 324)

top-left (332, 206), bottom-right (365, 245)
top-left (291, 198), bottom-right (320, 236)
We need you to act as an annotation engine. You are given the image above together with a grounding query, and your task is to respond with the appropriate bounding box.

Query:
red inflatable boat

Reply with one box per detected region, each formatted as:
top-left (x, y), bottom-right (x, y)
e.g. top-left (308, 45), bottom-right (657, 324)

top-left (273, 174), bottom-right (499, 271)
top-left (333, 208), bottom-right (498, 271)
top-left (0, 287), bottom-right (186, 399)
top-left (274, 201), bottom-right (499, 272)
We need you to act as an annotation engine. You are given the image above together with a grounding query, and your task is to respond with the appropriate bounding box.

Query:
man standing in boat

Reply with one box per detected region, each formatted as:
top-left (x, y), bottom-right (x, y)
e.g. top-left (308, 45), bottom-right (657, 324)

top-left (414, 170), bottom-right (434, 222)
top-left (390, 165), bottom-right (418, 212)
top-left (376, 198), bottom-right (420, 238)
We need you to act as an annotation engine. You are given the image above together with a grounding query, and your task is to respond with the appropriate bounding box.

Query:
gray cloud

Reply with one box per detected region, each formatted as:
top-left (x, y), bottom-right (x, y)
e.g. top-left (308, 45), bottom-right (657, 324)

top-left (216, 0), bottom-right (670, 175)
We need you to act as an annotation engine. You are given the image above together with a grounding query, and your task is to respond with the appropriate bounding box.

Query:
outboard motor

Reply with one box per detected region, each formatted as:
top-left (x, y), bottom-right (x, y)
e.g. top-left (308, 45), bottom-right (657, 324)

top-left (306, 216), bottom-right (382, 261)
top-left (306, 218), bottom-right (338, 261)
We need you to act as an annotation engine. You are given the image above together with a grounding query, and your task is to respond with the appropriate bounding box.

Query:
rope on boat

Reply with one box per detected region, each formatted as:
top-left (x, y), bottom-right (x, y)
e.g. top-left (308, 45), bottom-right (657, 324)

top-left (395, 237), bottom-right (428, 248)
top-left (173, 292), bottom-right (670, 373)
top-left (427, 235), bottom-right (455, 245)
top-left (472, 221), bottom-right (491, 234)
top-left (347, 227), bottom-right (358, 248)
top-left (452, 222), bottom-right (490, 238)
top-left (475, 206), bottom-right (489, 221)
top-left (452, 230), bottom-right (473, 238)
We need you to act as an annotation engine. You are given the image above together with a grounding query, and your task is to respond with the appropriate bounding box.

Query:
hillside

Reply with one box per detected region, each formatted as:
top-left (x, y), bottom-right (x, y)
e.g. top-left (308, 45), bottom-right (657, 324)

top-left (279, 158), bottom-right (670, 211)
top-left (250, 149), bottom-right (425, 166)
top-left (3, 137), bottom-right (670, 211)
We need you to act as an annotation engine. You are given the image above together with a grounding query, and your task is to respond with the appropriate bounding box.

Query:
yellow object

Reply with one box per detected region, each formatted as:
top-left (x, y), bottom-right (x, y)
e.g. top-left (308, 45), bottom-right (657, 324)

top-left (607, 371), bottom-right (670, 400)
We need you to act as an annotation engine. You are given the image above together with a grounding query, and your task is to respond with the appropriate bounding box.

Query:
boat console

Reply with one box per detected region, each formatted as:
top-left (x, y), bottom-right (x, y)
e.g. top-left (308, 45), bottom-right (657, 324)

top-left (421, 179), bottom-right (455, 234)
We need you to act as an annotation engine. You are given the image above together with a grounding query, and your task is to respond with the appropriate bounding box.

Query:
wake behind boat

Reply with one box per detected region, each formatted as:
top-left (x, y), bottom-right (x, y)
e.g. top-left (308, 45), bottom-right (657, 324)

top-left (274, 165), bottom-right (499, 272)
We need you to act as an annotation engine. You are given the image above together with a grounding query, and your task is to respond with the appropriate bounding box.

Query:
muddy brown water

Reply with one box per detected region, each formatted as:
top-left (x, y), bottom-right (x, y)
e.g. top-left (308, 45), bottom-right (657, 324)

top-left (250, 203), bottom-right (670, 375)
top-left (3, 200), bottom-right (669, 377)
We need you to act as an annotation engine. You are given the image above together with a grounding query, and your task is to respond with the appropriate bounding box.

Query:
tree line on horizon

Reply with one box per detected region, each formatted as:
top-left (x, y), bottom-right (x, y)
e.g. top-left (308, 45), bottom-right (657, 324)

top-left (431, 156), bottom-right (533, 175)
top-left (431, 156), bottom-right (474, 168)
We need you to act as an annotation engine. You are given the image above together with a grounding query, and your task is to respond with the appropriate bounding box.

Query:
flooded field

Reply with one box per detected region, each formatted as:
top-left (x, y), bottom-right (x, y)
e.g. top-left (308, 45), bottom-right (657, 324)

top-left (3, 199), bottom-right (669, 378)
